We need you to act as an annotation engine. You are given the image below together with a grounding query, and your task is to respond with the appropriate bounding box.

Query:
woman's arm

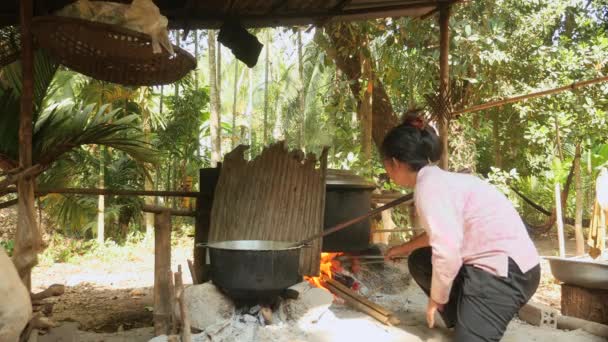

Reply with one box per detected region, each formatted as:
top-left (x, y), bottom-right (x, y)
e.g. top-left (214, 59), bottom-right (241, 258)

top-left (384, 232), bottom-right (429, 260)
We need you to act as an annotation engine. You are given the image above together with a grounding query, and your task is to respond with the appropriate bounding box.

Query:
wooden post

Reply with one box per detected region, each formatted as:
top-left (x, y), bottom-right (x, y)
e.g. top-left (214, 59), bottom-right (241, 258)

top-left (555, 182), bottom-right (566, 257)
top-left (13, 0), bottom-right (40, 290)
top-left (154, 210), bottom-right (172, 336)
top-left (194, 166), bottom-right (221, 283)
top-left (438, 3), bottom-right (451, 170)
top-left (561, 284), bottom-right (608, 325)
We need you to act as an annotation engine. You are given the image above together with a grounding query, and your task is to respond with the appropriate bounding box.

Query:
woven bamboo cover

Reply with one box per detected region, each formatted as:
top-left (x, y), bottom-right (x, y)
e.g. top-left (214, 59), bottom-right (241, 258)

top-left (209, 142), bottom-right (327, 276)
top-left (31, 16), bottom-right (195, 86)
top-left (0, 26), bottom-right (20, 68)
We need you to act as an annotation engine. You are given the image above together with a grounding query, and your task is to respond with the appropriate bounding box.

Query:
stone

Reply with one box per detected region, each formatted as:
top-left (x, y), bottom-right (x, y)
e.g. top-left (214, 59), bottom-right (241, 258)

top-left (283, 287), bottom-right (333, 325)
top-left (184, 283), bottom-right (234, 331)
top-left (0, 247), bottom-right (32, 342)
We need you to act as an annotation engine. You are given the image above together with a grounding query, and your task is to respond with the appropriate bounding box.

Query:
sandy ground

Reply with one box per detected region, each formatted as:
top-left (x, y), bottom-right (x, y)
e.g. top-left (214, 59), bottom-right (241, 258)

top-left (30, 236), bottom-right (606, 341)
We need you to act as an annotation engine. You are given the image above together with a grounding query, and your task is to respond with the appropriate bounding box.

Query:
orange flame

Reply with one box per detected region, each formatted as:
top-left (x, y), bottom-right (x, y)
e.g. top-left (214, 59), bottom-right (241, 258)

top-left (304, 252), bottom-right (343, 290)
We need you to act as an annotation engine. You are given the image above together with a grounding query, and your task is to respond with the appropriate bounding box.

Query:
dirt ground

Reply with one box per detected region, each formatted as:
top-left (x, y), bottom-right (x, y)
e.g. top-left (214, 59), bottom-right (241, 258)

top-left (28, 235), bottom-right (596, 341)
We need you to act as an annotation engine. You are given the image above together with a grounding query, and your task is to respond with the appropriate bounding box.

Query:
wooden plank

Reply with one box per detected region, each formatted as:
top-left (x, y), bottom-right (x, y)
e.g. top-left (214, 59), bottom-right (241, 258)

top-left (154, 210), bottom-right (172, 336)
top-left (209, 142), bottom-right (326, 276)
top-left (194, 166), bottom-right (221, 283)
top-left (561, 284), bottom-right (608, 325)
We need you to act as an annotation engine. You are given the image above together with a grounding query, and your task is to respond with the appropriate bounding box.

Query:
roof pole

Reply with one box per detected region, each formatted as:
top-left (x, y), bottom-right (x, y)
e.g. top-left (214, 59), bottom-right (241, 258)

top-left (438, 3), bottom-right (451, 170)
top-left (13, 0), bottom-right (40, 291)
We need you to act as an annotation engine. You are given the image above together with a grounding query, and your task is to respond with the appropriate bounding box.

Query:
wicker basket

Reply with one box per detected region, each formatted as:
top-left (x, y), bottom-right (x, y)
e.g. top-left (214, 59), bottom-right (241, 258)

top-left (0, 26), bottom-right (21, 68)
top-left (30, 16), bottom-right (196, 86)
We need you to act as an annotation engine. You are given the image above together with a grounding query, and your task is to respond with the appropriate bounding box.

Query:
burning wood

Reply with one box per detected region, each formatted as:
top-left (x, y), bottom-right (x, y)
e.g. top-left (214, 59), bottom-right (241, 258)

top-left (324, 277), bottom-right (400, 326)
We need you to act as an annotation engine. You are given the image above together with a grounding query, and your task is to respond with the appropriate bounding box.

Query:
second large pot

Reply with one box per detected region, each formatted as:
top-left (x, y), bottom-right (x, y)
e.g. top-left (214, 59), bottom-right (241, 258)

top-left (204, 240), bottom-right (303, 301)
top-left (323, 170), bottom-right (375, 252)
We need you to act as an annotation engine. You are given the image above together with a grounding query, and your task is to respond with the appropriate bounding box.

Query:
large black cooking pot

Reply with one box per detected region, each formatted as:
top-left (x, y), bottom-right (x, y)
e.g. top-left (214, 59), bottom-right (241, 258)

top-left (200, 240), bottom-right (303, 301)
top-left (323, 170), bottom-right (376, 252)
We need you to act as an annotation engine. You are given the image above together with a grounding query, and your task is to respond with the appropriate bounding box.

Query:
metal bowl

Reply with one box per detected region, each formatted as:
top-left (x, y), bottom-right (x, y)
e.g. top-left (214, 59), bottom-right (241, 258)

top-left (545, 256), bottom-right (608, 290)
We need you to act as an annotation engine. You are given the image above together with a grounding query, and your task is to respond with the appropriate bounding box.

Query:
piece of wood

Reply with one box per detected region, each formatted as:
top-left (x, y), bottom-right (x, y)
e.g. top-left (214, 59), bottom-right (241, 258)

top-left (326, 278), bottom-right (392, 317)
top-left (325, 280), bottom-right (399, 326)
top-left (30, 284), bottom-right (65, 301)
top-left (195, 166), bottom-right (221, 283)
top-left (561, 284), bottom-right (608, 325)
top-left (154, 210), bottom-right (172, 336)
top-left (187, 259), bottom-right (198, 285)
top-left (453, 75), bottom-right (608, 117)
top-left (296, 193), bottom-right (413, 248)
top-left (209, 143), bottom-right (327, 276)
top-left (174, 265), bottom-right (192, 342)
top-left (518, 302), bottom-right (558, 328)
top-left (3, 187), bottom-right (200, 198)
top-left (557, 314), bottom-right (608, 338)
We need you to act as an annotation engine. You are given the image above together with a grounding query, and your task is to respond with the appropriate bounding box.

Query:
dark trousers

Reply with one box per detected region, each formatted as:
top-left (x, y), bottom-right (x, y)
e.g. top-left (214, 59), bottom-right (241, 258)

top-left (408, 247), bottom-right (540, 342)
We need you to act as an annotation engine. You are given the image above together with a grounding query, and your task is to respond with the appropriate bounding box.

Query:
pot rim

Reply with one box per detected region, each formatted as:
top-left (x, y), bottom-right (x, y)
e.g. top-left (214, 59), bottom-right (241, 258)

top-left (199, 240), bottom-right (303, 251)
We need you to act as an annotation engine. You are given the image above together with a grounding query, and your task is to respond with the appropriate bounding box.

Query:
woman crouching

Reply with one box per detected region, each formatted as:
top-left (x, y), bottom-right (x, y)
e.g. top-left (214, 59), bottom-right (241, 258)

top-left (382, 118), bottom-right (540, 341)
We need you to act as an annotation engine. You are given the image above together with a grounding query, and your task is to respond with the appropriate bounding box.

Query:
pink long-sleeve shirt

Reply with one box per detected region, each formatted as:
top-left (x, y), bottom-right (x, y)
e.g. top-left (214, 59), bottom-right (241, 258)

top-left (414, 166), bottom-right (539, 304)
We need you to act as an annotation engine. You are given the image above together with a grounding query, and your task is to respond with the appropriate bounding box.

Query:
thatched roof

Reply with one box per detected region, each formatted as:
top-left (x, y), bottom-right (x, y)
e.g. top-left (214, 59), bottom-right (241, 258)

top-left (1, 0), bottom-right (462, 29)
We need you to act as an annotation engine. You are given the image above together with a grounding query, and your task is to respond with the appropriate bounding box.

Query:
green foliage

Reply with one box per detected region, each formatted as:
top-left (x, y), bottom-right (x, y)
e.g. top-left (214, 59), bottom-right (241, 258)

top-left (0, 239), bottom-right (14, 256)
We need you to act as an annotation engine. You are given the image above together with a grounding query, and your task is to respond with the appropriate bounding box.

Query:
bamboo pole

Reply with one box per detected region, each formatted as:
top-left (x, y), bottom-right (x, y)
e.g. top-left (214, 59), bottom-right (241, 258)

top-left (3, 187), bottom-right (200, 198)
top-left (555, 183), bottom-right (566, 257)
top-left (13, 0), bottom-right (40, 291)
top-left (452, 75), bottom-right (608, 117)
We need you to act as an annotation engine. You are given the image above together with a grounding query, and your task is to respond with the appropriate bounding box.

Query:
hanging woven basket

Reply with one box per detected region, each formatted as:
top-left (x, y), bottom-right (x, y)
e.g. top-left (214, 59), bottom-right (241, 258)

top-left (0, 26), bottom-right (21, 68)
top-left (30, 16), bottom-right (196, 86)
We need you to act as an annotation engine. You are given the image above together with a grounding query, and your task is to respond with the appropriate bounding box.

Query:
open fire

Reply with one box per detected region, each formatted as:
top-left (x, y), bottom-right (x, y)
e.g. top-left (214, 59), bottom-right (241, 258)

top-left (304, 252), bottom-right (343, 289)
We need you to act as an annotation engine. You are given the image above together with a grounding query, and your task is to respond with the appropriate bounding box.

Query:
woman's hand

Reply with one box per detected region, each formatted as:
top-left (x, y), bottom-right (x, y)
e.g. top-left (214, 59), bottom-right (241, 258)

top-left (426, 298), bottom-right (445, 328)
top-left (384, 243), bottom-right (411, 262)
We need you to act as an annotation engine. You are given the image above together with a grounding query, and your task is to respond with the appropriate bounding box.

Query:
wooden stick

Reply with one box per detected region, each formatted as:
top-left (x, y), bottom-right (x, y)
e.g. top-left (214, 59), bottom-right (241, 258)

top-left (31, 284), bottom-right (65, 301)
top-left (187, 259), bottom-right (198, 285)
top-left (2, 187), bottom-right (200, 198)
top-left (295, 194), bottom-right (413, 247)
top-left (453, 75), bottom-right (608, 117)
top-left (325, 281), bottom-right (399, 326)
top-left (175, 265), bottom-right (192, 342)
top-left (326, 278), bottom-right (392, 317)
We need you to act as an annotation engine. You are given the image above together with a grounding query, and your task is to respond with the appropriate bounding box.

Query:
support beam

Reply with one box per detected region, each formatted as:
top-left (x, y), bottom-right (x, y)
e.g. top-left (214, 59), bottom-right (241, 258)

top-left (154, 210), bottom-right (173, 336)
top-left (194, 166), bottom-right (221, 283)
top-left (13, 0), bottom-right (40, 291)
top-left (438, 3), bottom-right (450, 170)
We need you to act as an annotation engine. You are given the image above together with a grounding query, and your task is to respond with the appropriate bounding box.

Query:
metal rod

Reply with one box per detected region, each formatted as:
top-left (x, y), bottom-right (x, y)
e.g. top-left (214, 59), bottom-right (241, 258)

top-left (293, 193), bottom-right (413, 247)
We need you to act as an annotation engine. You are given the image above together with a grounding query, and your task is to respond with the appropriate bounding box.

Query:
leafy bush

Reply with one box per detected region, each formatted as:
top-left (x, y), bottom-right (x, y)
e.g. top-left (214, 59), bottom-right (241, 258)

top-left (0, 239), bottom-right (14, 256)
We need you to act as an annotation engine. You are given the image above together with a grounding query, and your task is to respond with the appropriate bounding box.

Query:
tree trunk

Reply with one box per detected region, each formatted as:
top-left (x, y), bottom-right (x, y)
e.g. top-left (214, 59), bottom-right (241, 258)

top-left (232, 60), bottom-right (239, 149)
top-left (174, 30), bottom-right (180, 98)
top-left (323, 23), bottom-right (398, 148)
top-left (97, 148), bottom-right (105, 244)
top-left (159, 85), bottom-right (164, 115)
top-left (142, 90), bottom-right (154, 239)
top-left (574, 141), bottom-right (585, 255)
top-left (360, 50), bottom-right (373, 170)
top-left (263, 30), bottom-right (271, 145)
top-left (493, 113), bottom-right (503, 168)
top-left (194, 30), bottom-right (199, 87)
top-left (438, 3), bottom-right (451, 170)
top-left (13, 0), bottom-right (40, 289)
top-left (555, 115), bottom-right (564, 160)
top-left (297, 29), bottom-right (305, 148)
top-left (208, 30), bottom-right (221, 167)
